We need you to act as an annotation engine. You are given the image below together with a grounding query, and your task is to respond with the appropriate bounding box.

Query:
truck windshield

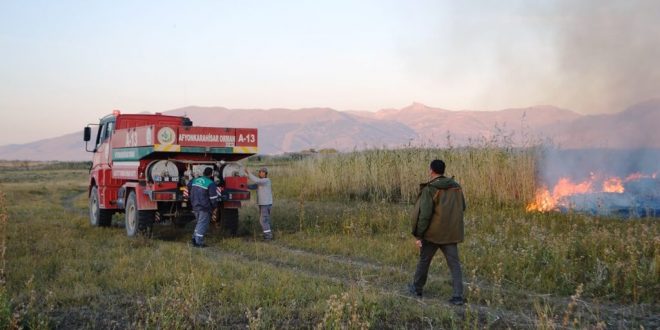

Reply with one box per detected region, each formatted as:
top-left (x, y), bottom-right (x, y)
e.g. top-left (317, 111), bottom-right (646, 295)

top-left (96, 120), bottom-right (115, 149)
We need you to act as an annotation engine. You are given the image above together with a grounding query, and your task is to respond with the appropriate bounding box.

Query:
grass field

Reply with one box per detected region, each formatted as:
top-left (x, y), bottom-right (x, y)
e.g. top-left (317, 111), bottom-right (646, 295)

top-left (0, 150), bottom-right (658, 329)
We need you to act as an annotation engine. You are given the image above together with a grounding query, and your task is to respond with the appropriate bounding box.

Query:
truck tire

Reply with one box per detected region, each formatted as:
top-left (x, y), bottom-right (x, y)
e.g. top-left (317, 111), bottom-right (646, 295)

top-left (219, 208), bottom-right (239, 236)
top-left (90, 186), bottom-right (113, 227)
top-left (125, 191), bottom-right (154, 237)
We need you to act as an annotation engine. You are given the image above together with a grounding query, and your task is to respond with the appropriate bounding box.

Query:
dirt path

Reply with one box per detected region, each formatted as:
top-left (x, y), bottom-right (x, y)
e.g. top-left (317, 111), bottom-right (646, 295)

top-left (60, 189), bottom-right (87, 217)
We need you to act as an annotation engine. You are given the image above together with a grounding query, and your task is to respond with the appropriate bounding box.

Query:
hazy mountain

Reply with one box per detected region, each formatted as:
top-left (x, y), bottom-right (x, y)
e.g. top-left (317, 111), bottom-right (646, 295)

top-left (350, 103), bottom-right (582, 146)
top-left (0, 132), bottom-right (91, 161)
top-left (552, 99), bottom-right (660, 149)
top-left (0, 101), bottom-right (657, 161)
top-left (165, 107), bottom-right (417, 153)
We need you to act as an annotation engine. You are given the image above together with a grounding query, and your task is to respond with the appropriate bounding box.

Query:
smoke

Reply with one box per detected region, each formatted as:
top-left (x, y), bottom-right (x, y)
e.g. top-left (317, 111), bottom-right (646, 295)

top-left (401, 1), bottom-right (660, 114)
top-left (540, 149), bottom-right (660, 184)
top-left (539, 0), bottom-right (660, 113)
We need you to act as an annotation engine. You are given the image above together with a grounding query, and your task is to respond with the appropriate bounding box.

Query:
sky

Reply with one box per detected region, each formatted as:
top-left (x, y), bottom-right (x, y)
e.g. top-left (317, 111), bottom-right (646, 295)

top-left (1, 0), bottom-right (659, 145)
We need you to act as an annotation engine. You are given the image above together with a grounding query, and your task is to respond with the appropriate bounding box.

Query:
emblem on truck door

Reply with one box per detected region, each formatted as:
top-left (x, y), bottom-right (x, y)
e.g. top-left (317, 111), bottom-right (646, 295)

top-left (157, 127), bottom-right (175, 145)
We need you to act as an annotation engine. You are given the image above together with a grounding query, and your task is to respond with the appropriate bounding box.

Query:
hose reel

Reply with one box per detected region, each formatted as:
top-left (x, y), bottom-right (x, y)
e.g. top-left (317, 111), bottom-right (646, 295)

top-left (147, 160), bottom-right (180, 182)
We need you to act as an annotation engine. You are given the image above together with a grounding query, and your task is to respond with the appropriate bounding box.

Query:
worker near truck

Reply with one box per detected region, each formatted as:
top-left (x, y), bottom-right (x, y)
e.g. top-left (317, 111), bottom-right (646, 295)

top-left (245, 167), bottom-right (274, 240)
top-left (409, 159), bottom-right (466, 305)
top-left (188, 167), bottom-right (220, 248)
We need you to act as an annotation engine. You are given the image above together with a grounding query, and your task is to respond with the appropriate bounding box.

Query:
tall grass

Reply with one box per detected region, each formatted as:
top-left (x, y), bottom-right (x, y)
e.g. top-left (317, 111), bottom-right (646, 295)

top-left (272, 147), bottom-right (538, 208)
top-left (0, 191), bottom-right (10, 329)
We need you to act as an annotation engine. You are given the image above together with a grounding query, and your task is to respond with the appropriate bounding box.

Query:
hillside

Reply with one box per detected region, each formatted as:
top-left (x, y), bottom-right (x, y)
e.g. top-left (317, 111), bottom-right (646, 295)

top-left (0, 132), bottom-right (90, 161)
top-left (0, 100), bottom-right (658, 160)
top-left (552, 99), bottom-right (660, 148)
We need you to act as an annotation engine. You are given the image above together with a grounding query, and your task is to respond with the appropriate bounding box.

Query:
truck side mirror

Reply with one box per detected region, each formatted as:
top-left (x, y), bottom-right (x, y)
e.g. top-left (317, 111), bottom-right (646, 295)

top-left (84, 127), bottom-right (91, 142)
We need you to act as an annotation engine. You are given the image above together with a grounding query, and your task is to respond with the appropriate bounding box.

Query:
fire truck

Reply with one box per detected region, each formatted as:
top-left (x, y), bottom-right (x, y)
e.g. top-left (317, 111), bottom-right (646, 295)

top-left (83, 110), bottom-right (258, 236)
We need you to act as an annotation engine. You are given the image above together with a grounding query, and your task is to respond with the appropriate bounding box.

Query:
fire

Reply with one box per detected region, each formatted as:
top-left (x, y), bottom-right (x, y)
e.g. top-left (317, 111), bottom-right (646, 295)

top-left (526, 172), bottom-right (657, 212)
top-left (625, 172), bottom-right (656, 181)
top-left (527, 177), bottom-right (594, 212)
top-left (553, 177), bottom-right (593, 196)
top-left (602, 177), bottom-right (624, 193)
top-left (526, 187), bottom-right (554, 212)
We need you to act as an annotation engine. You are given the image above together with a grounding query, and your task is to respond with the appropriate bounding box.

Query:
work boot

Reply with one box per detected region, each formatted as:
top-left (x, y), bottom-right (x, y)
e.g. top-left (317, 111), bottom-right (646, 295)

top-left (407, 284), bottom-right (422, 298)
top-left (191, 238), bottom-right (207, 248)
top-left (448, 296), bottom-right (465, 306)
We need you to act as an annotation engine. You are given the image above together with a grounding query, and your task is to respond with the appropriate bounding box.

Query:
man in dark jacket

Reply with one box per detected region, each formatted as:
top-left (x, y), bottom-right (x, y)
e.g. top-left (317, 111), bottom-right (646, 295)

top-left (188, 167), bottom-right (220, 248)
top-left (409, 159), bottom-right (466, 305)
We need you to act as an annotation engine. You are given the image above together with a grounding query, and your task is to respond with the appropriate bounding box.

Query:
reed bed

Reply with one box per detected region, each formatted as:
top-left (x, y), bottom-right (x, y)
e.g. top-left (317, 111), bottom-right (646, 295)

top-left (273, 146), bottom-right (538, 208)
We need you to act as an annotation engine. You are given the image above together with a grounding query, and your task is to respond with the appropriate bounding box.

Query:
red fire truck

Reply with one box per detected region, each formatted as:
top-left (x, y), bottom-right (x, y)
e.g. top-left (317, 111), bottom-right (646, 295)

top-left (83, 110), bottom-right (258, 236)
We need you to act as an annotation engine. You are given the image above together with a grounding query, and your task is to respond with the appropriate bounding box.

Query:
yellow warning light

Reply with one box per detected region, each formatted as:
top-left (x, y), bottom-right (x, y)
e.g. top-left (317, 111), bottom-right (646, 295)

top-left (112, 109), bottom-right (121, 116)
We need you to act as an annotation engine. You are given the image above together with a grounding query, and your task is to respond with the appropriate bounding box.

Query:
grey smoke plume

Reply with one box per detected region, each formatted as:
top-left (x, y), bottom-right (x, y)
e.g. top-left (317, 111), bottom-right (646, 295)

top-left (540, 149), bottom-right (660, 184)
top-left (399, 1), bottom-right (660, 114)
top-left (542, 0), bottom-right (660, 113)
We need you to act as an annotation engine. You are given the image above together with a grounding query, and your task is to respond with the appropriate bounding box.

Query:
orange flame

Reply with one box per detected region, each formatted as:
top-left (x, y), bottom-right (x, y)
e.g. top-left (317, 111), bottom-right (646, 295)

top-left (602, 177), bottom-right (624, 193)
top-left (527, 177), bottom-right (594, 212)
top-left (624, 172), bottom-right (656, 181)
top-left (526, 187), bottom-right (554, 212)
top-left (526, 172), bottom-right (657, 212)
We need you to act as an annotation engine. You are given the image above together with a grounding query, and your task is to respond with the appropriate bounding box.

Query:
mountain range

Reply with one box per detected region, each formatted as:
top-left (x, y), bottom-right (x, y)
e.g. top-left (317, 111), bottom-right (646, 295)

top-left (1, 100), bottom-right (658, 161)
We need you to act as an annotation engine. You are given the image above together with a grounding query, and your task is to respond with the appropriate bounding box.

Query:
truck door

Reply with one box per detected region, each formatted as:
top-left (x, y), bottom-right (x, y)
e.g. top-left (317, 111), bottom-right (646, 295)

top-left (93, 118), bottom-right (116, 208)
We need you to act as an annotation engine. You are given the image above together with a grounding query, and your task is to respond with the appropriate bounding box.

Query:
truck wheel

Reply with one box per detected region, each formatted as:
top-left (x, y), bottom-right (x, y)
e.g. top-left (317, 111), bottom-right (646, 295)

top-left (125, 191), bottom-right (154, 237)
top-left (219, 208), bottom-right (239, 236)
top-left (90, 186), bottom-right (112, 227)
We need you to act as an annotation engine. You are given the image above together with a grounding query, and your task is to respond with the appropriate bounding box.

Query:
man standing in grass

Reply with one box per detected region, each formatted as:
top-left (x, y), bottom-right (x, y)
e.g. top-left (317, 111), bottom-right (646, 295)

top-left (188, 167), bottom-right (220, 248)
top-left (409, 159), bottom-right (466, 305)
top-left (245, 167), bottom-right (274, 240)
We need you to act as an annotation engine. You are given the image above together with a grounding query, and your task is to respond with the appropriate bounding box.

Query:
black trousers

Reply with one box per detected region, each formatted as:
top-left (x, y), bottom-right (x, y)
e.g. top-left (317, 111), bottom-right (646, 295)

top-left (412, 240), bottom-right (463, 298)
